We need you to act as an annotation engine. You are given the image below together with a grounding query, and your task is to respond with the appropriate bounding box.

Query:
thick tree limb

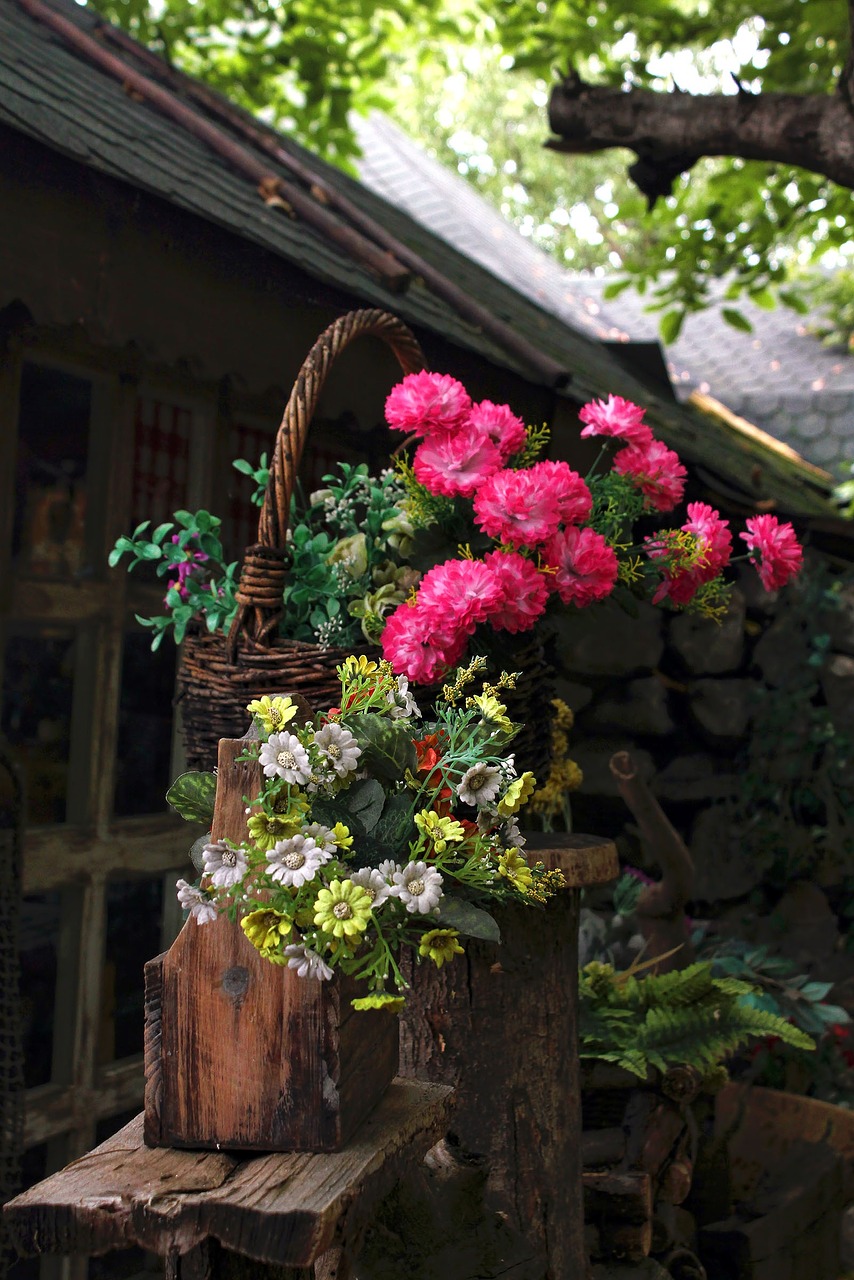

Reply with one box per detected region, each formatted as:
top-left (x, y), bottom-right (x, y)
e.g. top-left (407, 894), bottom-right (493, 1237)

top-left (547, 74), bottom-right (854, 202)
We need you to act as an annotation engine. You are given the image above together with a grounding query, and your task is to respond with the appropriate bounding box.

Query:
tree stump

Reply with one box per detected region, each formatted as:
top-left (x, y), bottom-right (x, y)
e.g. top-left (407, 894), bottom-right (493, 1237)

top-left (398, 833), bottom-right (618, 1280)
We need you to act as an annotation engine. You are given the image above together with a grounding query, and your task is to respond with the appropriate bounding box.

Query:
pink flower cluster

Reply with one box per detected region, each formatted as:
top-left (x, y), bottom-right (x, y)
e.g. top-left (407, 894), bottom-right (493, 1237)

top-left (379, 374), bottom-right (805, 684)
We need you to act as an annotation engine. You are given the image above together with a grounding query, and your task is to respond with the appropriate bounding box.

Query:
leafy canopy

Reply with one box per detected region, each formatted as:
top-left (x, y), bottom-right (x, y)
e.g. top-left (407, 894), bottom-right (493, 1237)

top-left (86, 0), bottom-right (854, 327)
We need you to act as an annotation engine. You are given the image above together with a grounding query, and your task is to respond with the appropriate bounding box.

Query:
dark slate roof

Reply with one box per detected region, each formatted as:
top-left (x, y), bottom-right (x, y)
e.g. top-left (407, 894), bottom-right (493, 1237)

top-left (353, 112), bottom-right (854, 477)
top-left (0, 0), bottom-right (837, 514)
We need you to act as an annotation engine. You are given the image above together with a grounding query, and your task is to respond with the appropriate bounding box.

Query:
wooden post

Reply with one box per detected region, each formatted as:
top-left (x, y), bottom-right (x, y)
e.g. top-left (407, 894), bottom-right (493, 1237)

top-left (398, 833), bottom-right (618, 1280)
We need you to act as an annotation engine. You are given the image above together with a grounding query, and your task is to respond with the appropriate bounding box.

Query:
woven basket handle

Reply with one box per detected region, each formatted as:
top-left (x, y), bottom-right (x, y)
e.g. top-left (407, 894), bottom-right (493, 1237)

top-left (227, 308), bottom-right (426, 653)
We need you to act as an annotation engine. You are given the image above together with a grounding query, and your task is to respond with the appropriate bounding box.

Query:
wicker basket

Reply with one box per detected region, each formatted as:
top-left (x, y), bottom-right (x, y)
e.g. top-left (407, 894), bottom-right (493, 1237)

top-left (177, 309), bottom-right (426, 770)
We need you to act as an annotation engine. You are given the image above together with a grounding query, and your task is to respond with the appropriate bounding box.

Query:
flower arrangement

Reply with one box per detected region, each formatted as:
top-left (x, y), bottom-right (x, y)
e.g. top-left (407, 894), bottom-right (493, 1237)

top-left (378, 374), bottom-right (805, 684)
top-left (170, 655), bottom-right (565, 1008)
top-left (108, 462), bottom-right (416, 649)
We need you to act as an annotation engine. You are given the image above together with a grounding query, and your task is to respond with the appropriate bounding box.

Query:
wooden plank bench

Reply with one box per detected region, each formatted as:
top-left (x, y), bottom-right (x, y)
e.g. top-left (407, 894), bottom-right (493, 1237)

top-left (4, 1078), bottom-right (454, 1280)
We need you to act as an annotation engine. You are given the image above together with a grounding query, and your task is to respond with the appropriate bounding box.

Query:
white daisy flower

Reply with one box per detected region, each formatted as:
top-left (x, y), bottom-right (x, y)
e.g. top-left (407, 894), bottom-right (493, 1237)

top-left (312, 723), bottom-right (362, 777)
top-left (393, 861), bottom-right (444, 914)
top-left (259, 731), bottom-right (312, 784)
top-left (457, 763), bottom-right (502, 808)
top-left (387, 674), bottom-right (422, 720)
top-left (500, 818), bottom-right (526, 849)
top-left (350, 866), bottom-right (397, 909)
top-left (176, 879), bottom-right (217, 924)
top-left (201, 840), bottom-right (249, 889)
top-left (300, 823), bottom-right (337, 859)
top-left (283, 943), bottom-right (334, 981)
top-left (266, 834), bottom-right (324, 887)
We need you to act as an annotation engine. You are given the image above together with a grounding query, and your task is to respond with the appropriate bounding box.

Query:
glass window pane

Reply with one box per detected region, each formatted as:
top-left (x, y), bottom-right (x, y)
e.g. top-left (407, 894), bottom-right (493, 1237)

top-left (113, 634), bottom-right (176, 818)
top-left (19, 893), bottom-right (60, 1088)
top-left (130, 396), bottom-right (191, 528)
top-left (2, 633), bottom-right (76, 826)
top-left (13, 363), bottom-right (91, 578)
top-left (100, 877), bottom-right (164, 1064)
top-left (223, 418), bottom-right (275, 562)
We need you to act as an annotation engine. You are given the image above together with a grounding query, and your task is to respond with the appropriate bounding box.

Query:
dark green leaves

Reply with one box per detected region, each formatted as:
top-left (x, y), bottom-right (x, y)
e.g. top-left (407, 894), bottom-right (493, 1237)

top-left (435, 897), bottom-right (501, 942)
top-left (166, 771), bottom-right (217, 824)
top-left (350, 713), bottom-right (417, 782)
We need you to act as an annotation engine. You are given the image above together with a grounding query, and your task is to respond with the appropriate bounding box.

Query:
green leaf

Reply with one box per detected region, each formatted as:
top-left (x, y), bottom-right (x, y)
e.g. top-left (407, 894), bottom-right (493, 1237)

top-left (750, 288), bottom-right (777, 311)
top-left (350, 713), bottom-right (417, 782)
top-left (659, 309), bottom-right (685, 344)
top-left (602, 278), bottom-right (631, 300)
top-left (166, 771), bottom-right (217, 824)
top-left (368, 792), bottom-right (414, 857)
top-left (435, 896), bottom-right (501, 942)
top-left (344, 777), bottom-right (386, 833)
top-left (189, 832), bottom-right (212, 872)
top-left (722, 308), bottom-right (754, 333)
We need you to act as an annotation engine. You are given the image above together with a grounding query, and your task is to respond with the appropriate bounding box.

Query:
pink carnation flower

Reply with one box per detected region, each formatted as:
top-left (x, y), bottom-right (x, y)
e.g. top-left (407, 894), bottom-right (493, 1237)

top-left (647, 503), bottom-right (732, 606)
top-left (417, 558), bottom-right (504, 634)
top-left (482, 550), bottom-right (550, 633)
top-left (542, 526), bottom-right (619, 607)
top-left (381, 600), bottom-right (468, 685)
top-left (468, 400), bottom-right (528, 462)
top-left (385, 371), bottom-right (472, 438)
top-left (613, 440), bottom-right (687, 513)
top-left (473, 466), bottom-right (561, 548)
top-left (684, 503), bottom-right (732, 575)
top-left (579, 395), bottom-right (653, 447)
top-left (413, 429), bottom-right (503, 498)
top-left (740, 515), bottom-right (803, 591)
top-left (535, 460), bottom-right (593, 525)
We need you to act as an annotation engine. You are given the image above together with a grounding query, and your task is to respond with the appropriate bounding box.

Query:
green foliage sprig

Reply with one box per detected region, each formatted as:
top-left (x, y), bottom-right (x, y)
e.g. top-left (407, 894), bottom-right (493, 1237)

top-left (579, 959), bottom-right (815, 1079)
top-left (109, 461), bottom-right (414, 649)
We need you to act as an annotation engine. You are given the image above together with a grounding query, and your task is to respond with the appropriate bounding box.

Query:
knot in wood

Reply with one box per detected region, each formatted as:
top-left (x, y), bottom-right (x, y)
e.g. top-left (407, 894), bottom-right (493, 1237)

top-left (221, 966), bottom-right (250, 1002)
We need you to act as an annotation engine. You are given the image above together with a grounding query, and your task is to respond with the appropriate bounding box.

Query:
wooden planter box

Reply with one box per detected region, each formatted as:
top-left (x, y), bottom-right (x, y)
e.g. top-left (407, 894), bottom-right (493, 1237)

top-left (143, 736), bottom-right (399, 1154)
top-left (144, 919), bottom-right (399, 1154)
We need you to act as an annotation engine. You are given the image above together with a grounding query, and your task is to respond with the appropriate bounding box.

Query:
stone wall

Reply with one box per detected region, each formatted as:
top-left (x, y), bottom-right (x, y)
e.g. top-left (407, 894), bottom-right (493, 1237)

top-left (549, 554), bottom-right (854, 917)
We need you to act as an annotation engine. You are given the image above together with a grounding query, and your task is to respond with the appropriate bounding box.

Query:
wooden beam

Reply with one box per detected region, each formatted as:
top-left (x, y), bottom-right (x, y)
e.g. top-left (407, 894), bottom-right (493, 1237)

top-left (23, 816), bottom-right (193, 892)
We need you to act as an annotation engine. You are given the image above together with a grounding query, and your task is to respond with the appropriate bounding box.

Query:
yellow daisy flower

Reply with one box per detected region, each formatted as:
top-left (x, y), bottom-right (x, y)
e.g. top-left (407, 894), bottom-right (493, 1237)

top-left (240, 907), bottom-right (292, 955)
top-left (469, 692), bottom-right (513, 734)
top-left (247, 812), bottom-right (297, 851)
top-left (498, 848), bottom-right (534, 893)
top-left (331, 821), bottom-right (354, 850)
top-left (496, 771), bottom-right (537, 816)
top-left (351, 992), bottom-right (406, 1012)
top-left (313, 879), bottom-right (373, 940)
top-left (414, 810), bottom-right (465, 853)
top-left (339, 655), bottom-right (380, 677)
top-left (246, 695), bottom-right (298, 734)
top-left (418, 928), bottom-right (465, 968)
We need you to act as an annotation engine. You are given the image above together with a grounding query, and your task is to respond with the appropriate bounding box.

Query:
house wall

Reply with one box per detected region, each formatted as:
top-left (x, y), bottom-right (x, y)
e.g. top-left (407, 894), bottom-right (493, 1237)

top-left (0, 125), bottom-right (561, 1239)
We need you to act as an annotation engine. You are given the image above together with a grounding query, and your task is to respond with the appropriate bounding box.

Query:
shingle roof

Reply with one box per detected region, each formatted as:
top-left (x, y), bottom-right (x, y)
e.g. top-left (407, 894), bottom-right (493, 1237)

top-left (0, 0), bottom-right (838, 514)
top-left (352, 112), bottom-right (854, 476)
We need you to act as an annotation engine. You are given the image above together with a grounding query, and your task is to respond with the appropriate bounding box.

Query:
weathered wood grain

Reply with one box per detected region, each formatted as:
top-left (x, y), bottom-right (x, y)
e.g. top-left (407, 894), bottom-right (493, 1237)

top-left (147, 737), bottom-right (398, 1152)
top-left (523, 831), bottom-right (619, 886)
top-left (398, 835), bottom-right (616, 1280)
top-left (5, 1079), bottom-right (454, 1268)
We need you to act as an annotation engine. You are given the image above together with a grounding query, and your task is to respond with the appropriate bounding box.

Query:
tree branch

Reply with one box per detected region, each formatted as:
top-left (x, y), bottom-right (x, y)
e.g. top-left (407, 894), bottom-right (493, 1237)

top-left (547, 74), bottom-right (854, 203)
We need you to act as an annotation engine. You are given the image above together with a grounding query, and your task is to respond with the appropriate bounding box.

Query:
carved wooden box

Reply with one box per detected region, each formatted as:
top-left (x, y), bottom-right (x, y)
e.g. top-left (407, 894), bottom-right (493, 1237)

top-left (143, 737), bottom-right (399, 1153)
